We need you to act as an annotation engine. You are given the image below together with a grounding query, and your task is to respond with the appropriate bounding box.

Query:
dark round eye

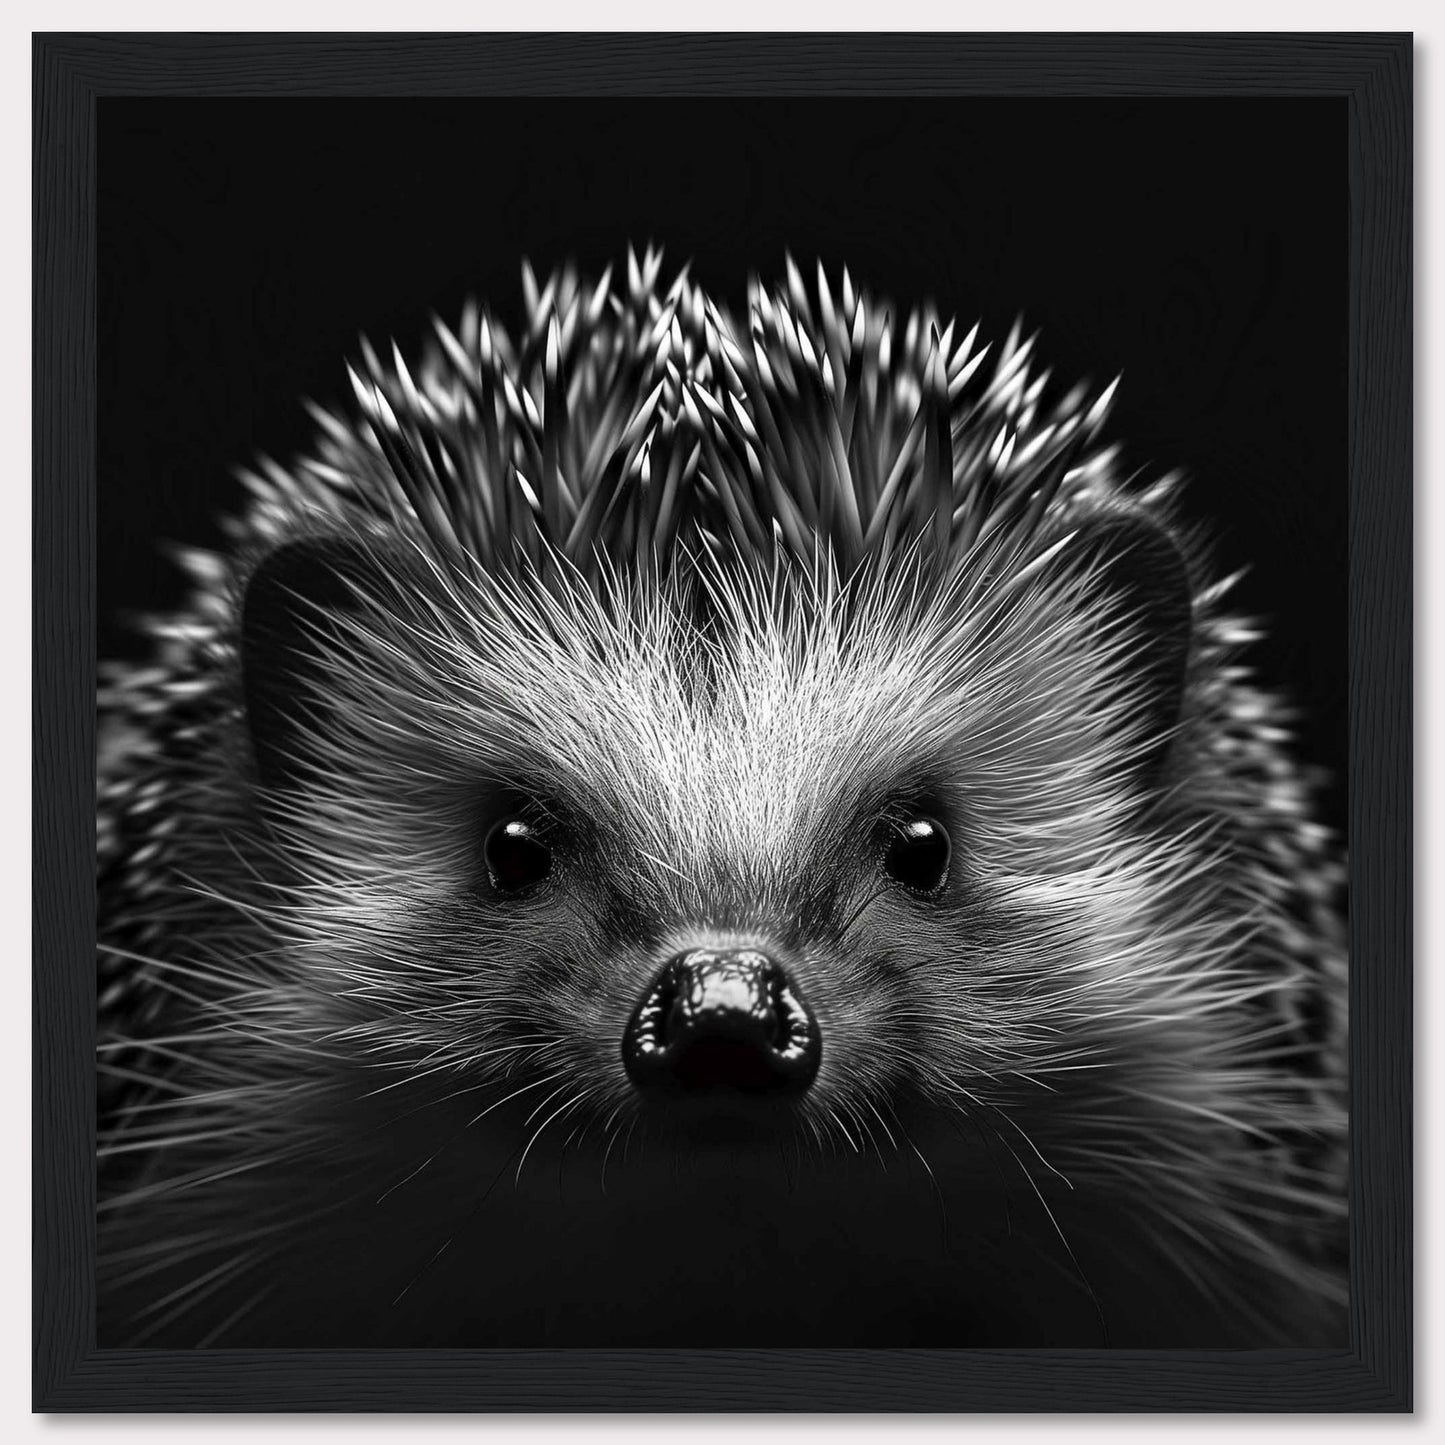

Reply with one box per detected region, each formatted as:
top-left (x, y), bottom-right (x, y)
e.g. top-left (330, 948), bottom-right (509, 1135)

top-left (484, 817), bottom-right (552, 892)
top-left (884, 816), bottom-right (951, 893)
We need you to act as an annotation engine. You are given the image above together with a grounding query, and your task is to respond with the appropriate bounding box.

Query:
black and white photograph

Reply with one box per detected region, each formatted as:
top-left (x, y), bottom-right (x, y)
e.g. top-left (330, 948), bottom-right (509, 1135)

top-left (90, 90), bottom-right (1352, 1355)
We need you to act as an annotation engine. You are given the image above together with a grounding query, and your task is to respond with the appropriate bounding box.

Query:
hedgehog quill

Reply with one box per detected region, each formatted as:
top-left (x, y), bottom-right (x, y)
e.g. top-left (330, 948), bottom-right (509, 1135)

top-left (97, 249), bottom-right (1347, 1347)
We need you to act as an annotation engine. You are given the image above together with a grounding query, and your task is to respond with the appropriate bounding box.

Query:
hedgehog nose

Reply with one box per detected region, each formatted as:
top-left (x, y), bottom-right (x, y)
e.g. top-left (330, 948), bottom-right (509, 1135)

top-left (622, 949), bottom-right (820, 1099)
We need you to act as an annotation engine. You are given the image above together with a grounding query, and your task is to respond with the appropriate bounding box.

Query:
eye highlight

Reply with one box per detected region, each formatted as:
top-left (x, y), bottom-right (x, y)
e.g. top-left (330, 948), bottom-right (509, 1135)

top-left (484, 816), bottom-right (552, 893)
top-left (884, 816), bottom-right (951, 894)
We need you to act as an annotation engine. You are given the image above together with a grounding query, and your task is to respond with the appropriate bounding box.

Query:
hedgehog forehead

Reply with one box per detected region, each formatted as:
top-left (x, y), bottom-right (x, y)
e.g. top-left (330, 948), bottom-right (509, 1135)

top-left (463, 579), bottom-right (947, 864)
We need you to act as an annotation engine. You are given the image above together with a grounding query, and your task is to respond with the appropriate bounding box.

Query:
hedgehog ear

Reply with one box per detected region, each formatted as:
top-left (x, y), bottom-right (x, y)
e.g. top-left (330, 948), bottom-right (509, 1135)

top-left (1065, 512), bottom-right (1194, 782)
top-left (241, 535), bottom-right (404, 789)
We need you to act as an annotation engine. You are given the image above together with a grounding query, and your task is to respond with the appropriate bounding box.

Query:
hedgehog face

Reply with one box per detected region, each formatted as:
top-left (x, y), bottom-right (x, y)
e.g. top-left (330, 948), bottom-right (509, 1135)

top-left (238, 529), bottom-right (1206, 1159)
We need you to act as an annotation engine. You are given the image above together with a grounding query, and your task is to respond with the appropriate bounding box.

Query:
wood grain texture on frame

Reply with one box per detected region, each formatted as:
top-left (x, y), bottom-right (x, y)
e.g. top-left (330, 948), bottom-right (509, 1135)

top-left (33, 31), bottom-right (1411, 1412)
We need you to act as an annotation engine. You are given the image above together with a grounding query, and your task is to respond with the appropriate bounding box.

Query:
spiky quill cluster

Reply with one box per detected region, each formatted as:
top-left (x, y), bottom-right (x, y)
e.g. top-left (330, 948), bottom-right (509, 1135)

top-left (96, 248), bottom-right (1348, 1348)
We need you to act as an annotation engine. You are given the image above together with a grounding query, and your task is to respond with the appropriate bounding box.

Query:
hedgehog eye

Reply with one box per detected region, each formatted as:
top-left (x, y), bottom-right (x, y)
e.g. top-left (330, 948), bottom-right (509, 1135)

top-left (484, 817), bottom-right (552, 893)
top-left (884, 816), bottom-right (951, 894)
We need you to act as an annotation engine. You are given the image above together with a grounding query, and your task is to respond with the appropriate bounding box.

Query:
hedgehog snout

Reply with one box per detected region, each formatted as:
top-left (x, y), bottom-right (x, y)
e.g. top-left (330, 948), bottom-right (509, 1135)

top-left (621, 948), bottom-right (820, 1101)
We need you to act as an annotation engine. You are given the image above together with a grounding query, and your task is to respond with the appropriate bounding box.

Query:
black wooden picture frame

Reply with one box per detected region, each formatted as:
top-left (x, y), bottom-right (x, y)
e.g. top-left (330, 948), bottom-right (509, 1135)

top-left (33, 31), bottom-right (1411, 1412)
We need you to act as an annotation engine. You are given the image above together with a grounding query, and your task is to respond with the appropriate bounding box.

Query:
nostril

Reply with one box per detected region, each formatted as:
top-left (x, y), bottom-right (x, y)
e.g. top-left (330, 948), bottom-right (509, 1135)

top-left (622, 948), bottom-right (820, 1101)
top-left (672, 1037), bottom-right (784, 1094)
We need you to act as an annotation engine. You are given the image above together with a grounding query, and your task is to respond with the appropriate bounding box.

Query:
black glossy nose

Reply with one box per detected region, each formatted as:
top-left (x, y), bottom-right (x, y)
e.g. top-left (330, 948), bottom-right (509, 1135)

top-left (622, 949), bottom-right (821, 1099)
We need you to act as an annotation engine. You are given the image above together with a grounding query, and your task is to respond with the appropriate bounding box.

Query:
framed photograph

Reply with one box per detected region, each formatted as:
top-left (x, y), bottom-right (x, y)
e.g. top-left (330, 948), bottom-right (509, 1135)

top-left (34, 32), bottom-right (1411, 1411)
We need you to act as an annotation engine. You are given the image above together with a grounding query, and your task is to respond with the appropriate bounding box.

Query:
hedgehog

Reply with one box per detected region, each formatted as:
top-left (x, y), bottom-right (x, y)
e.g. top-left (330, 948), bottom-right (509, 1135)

top-left (96, 248), bottom-right (1348, 1349)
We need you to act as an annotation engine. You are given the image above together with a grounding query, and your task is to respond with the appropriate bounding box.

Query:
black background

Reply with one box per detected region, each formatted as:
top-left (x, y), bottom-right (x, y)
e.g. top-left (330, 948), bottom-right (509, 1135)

top-left (97, 96), bottom-right (1347, 831)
